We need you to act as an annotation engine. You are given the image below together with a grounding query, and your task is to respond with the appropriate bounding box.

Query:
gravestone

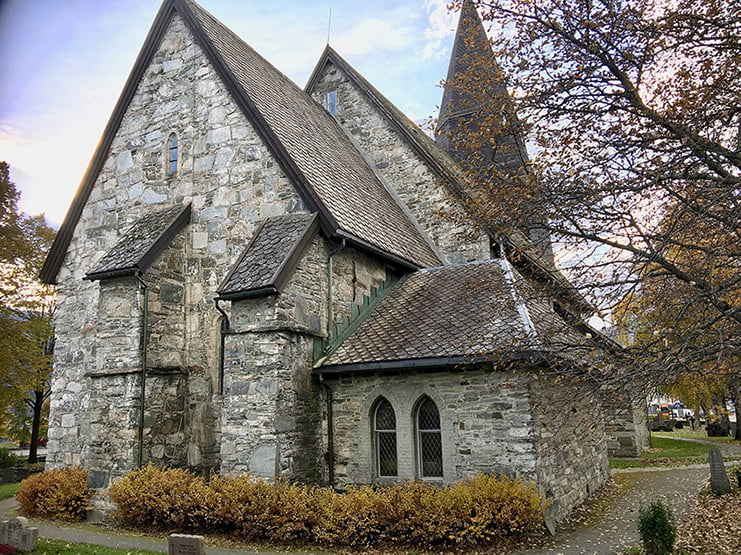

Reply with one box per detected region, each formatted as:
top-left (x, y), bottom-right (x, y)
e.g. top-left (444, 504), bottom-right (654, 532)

top-left (709, 447), bottom-right (731, 494)
top-left (0, 517), bottom-right (39, 552)
top-left (168, 533), bottom-right (205, 555)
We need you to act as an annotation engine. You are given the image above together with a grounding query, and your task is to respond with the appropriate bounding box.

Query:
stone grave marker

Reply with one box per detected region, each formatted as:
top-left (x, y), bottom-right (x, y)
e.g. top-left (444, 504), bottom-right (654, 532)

top-left (709, 447), bottom-right (731, 494)
top-left (0, 517), bottom-right (39, 552)
top-left (168, 533), bottom-right (205, 555)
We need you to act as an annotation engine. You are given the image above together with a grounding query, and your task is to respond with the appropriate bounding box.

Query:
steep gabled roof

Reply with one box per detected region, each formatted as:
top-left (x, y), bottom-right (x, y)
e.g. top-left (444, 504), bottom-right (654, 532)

top-left (304, 42), bottom-right (592, 316)
top-left (217, 213), bottom-right (318, 300)
top-left (40, 0), bottom-right (440, 284)
top-left (86, 203), bottom-right (190, 281)
top-left (317, 259), bottom-right (589, 374)
top-left (305, 46), bottom-right (468, 200)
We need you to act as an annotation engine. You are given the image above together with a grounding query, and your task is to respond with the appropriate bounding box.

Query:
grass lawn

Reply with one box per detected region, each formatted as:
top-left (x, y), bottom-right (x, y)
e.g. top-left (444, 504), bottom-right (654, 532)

top-left (658, 428), bottom-right (741, 445)
top-left (610, 434), bottom-right (741, 469)
top-left (0, 482), bottom-right (19, 500)
top-left (30, 539), bottom-right (163, 554)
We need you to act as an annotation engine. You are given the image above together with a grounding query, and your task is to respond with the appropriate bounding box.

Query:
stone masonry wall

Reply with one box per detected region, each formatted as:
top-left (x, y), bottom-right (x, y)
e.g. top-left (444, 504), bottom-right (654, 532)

top-left (218, 235), bottom-right (393, 483)
top-left (530, 376), bottom-right (610, 523)
top-left (48, 14), bottom-right (307, 478)
top-left (326, 369), bottom-right (537, 487)
top-left (310, 61), bottom-right (490, 265)
top-left (603, 388), bottom-right (650, 457)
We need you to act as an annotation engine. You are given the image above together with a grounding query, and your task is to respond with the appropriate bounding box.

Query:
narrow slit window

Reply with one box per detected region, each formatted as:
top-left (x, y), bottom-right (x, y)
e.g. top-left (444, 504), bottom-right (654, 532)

top-left (373, 398), bottom-right (397, 477)
top-left (168, 133), bottom-right (178, 175)
top-left (416, 397), bottom-right (443, 478)
top-left (326, 90), bottom-right (337, 115)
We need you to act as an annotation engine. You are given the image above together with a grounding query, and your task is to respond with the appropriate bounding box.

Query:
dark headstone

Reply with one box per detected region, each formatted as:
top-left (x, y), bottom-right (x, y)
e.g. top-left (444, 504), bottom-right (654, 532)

top-left (168, 534), bottom-right (205, 555)
top-left (709, 447), bottom-right (732, 494)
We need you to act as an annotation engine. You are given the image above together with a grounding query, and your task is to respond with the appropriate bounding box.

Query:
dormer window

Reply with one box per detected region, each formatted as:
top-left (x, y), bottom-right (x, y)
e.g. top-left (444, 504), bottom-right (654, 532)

top-left (167, 133), bottom-right (178, 175)
top-left (326, 91), bottom-right (337, 115)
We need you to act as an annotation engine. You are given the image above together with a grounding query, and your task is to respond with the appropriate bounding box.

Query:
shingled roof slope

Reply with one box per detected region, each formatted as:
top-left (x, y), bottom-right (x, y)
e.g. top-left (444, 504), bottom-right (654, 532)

top-left (40, 0), bottom-right (440, 284)
top-left (86, 204), bottom-right (190, 281)
top-left (217, 213), bottom-right (318, 299)
top-left (318, 258), bottom-right (587, 372)
top-left (305, 44), bottom-right (591, 316)
top-left (183, 0), bottom-right (440, 269)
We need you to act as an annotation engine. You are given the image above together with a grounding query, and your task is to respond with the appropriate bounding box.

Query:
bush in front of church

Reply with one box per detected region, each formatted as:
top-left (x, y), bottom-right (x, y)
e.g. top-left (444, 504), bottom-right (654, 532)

top-left (110, 464), bottom-right (548, 548)
top-left (16, 466), bottom-right (90, 521)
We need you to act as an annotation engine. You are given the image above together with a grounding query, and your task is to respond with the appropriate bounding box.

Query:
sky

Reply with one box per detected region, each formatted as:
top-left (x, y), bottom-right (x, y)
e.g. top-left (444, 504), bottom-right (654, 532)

top-left (0, 0), bottom-right (461, 228)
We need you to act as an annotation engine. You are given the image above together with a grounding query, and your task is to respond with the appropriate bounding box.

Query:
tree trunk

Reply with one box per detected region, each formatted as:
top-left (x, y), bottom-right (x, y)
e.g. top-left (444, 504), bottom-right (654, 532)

top-left (27, 390), bottom-right (44, 464)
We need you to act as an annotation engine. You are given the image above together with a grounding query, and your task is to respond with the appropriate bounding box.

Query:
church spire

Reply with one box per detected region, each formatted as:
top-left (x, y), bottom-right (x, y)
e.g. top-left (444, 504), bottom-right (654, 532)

top-left (435, 0), bottom-right (527, 175)
top-left (436, 0), bottom-right (553, 261)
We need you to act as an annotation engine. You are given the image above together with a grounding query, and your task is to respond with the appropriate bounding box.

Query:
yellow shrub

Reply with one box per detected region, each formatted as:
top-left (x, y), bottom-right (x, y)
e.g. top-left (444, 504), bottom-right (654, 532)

top-left (108, 464), bottom-right (210, 531)
top-left (16, 467), bottom-right (90, 522)
top-left (109, 469), bottom-right (548, 548)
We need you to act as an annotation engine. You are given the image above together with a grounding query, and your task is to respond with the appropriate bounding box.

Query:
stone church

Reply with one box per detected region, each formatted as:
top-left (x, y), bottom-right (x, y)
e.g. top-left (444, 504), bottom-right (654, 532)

top-left (41, 0), bottom-right (646, 522)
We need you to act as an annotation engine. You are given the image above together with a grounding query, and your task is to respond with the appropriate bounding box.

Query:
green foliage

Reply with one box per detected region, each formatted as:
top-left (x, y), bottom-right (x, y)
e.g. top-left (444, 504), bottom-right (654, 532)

top-left (0, 482), bottom-right (19, 501)
top-left (0, 161), bottom-right (56, 458)
top-left (0, 448), bottom-right (24, 468)
top-left (33, 538), bottom-right (161, 555)
top-left (638, 501), bottom-right (676, 555)
top-left (16, 467), bottom-right (90, 522)
top-left (109, 465), bottom-right (548, 548)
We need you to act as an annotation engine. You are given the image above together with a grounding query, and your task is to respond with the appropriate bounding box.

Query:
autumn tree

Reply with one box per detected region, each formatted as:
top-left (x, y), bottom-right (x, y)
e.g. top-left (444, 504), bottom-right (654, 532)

top-left (0, 162), bottom-right (56, 461)
top-left (444, 0), bottom-right (739, 397)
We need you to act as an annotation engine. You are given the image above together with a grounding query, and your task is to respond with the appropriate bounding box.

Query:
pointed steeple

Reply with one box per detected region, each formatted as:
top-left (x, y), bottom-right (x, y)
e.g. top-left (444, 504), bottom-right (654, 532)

top-left (437, 0), bottom-right (496, 133)
top-left (435, 0), bottom-right (553, 261)
top-left (435, 0), bottom-right (527, 175)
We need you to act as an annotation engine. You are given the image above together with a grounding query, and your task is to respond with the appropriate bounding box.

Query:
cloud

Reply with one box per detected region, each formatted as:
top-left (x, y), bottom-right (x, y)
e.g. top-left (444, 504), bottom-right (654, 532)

top-left (422, 0), bottom-right (457, 59)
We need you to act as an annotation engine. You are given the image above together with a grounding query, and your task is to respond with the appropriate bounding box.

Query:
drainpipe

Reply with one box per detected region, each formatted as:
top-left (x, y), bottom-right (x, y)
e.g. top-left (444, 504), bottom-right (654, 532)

top-left (321, 239), bottom-right (344, 487)
top-left (214, 298), bottom-right (230, 395)
top-left (135, 273), bottom-right (149, 469)
top-left (319, 374), bottom-right (335, 486)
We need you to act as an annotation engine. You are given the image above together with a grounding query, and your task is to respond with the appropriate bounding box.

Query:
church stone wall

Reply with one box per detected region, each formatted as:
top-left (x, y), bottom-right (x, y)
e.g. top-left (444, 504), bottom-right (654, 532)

top-left (310, 62), bottom-right (490, 265)
top-left (47, 14), bottom-right (307, 481)
top-left (325, 369), bottom-right (538, 487)
top-left (530, 377), bottom-right (610, 523)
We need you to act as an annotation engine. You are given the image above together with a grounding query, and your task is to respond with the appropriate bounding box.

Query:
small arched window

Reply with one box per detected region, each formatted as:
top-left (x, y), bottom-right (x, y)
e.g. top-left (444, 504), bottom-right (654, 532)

top-left (373, 398), bottom-right (397, 477)
top-left (416, 397), bottom-right (443, 478)
top-left (167, 133), bottom-right (178, 175)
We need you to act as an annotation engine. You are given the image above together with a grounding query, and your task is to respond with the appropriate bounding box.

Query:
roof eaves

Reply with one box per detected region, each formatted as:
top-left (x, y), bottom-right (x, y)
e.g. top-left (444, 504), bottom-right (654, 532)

top-left (316, 350), bottom-right (544, 376)
top-left (215, 219), bottom-right (269, 296)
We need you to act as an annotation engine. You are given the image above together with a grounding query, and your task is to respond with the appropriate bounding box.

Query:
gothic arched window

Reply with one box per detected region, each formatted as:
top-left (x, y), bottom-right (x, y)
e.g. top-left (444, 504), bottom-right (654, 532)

top-left (373, 397), bottom-right (397, 477)
top-left (416, 396), bottom-right (443, 478)
top-left (167, 133), bottom-right (178, 175)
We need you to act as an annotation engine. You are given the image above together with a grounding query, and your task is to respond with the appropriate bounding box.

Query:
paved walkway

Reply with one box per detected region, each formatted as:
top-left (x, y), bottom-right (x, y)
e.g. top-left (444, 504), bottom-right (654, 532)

top-left (522, 465), bottom-right (708, 554)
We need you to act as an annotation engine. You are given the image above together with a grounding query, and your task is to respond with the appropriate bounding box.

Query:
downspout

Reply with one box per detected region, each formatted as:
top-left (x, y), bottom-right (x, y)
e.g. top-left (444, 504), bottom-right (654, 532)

top-left (135, 273), bottom-right (149, 469)
top-left (319, 375), bottom-right (335, 486)
top-left (214, 298), bottom-right (230, 395)
top-left (322, 238), bottom-right (344, 487)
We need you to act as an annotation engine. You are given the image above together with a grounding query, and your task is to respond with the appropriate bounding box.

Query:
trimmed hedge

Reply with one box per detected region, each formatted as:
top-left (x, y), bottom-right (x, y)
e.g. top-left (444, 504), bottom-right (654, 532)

top-left (110, 465), bottom-right (547, 548)
top-left (16, 467), bottom-right (90, 521)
